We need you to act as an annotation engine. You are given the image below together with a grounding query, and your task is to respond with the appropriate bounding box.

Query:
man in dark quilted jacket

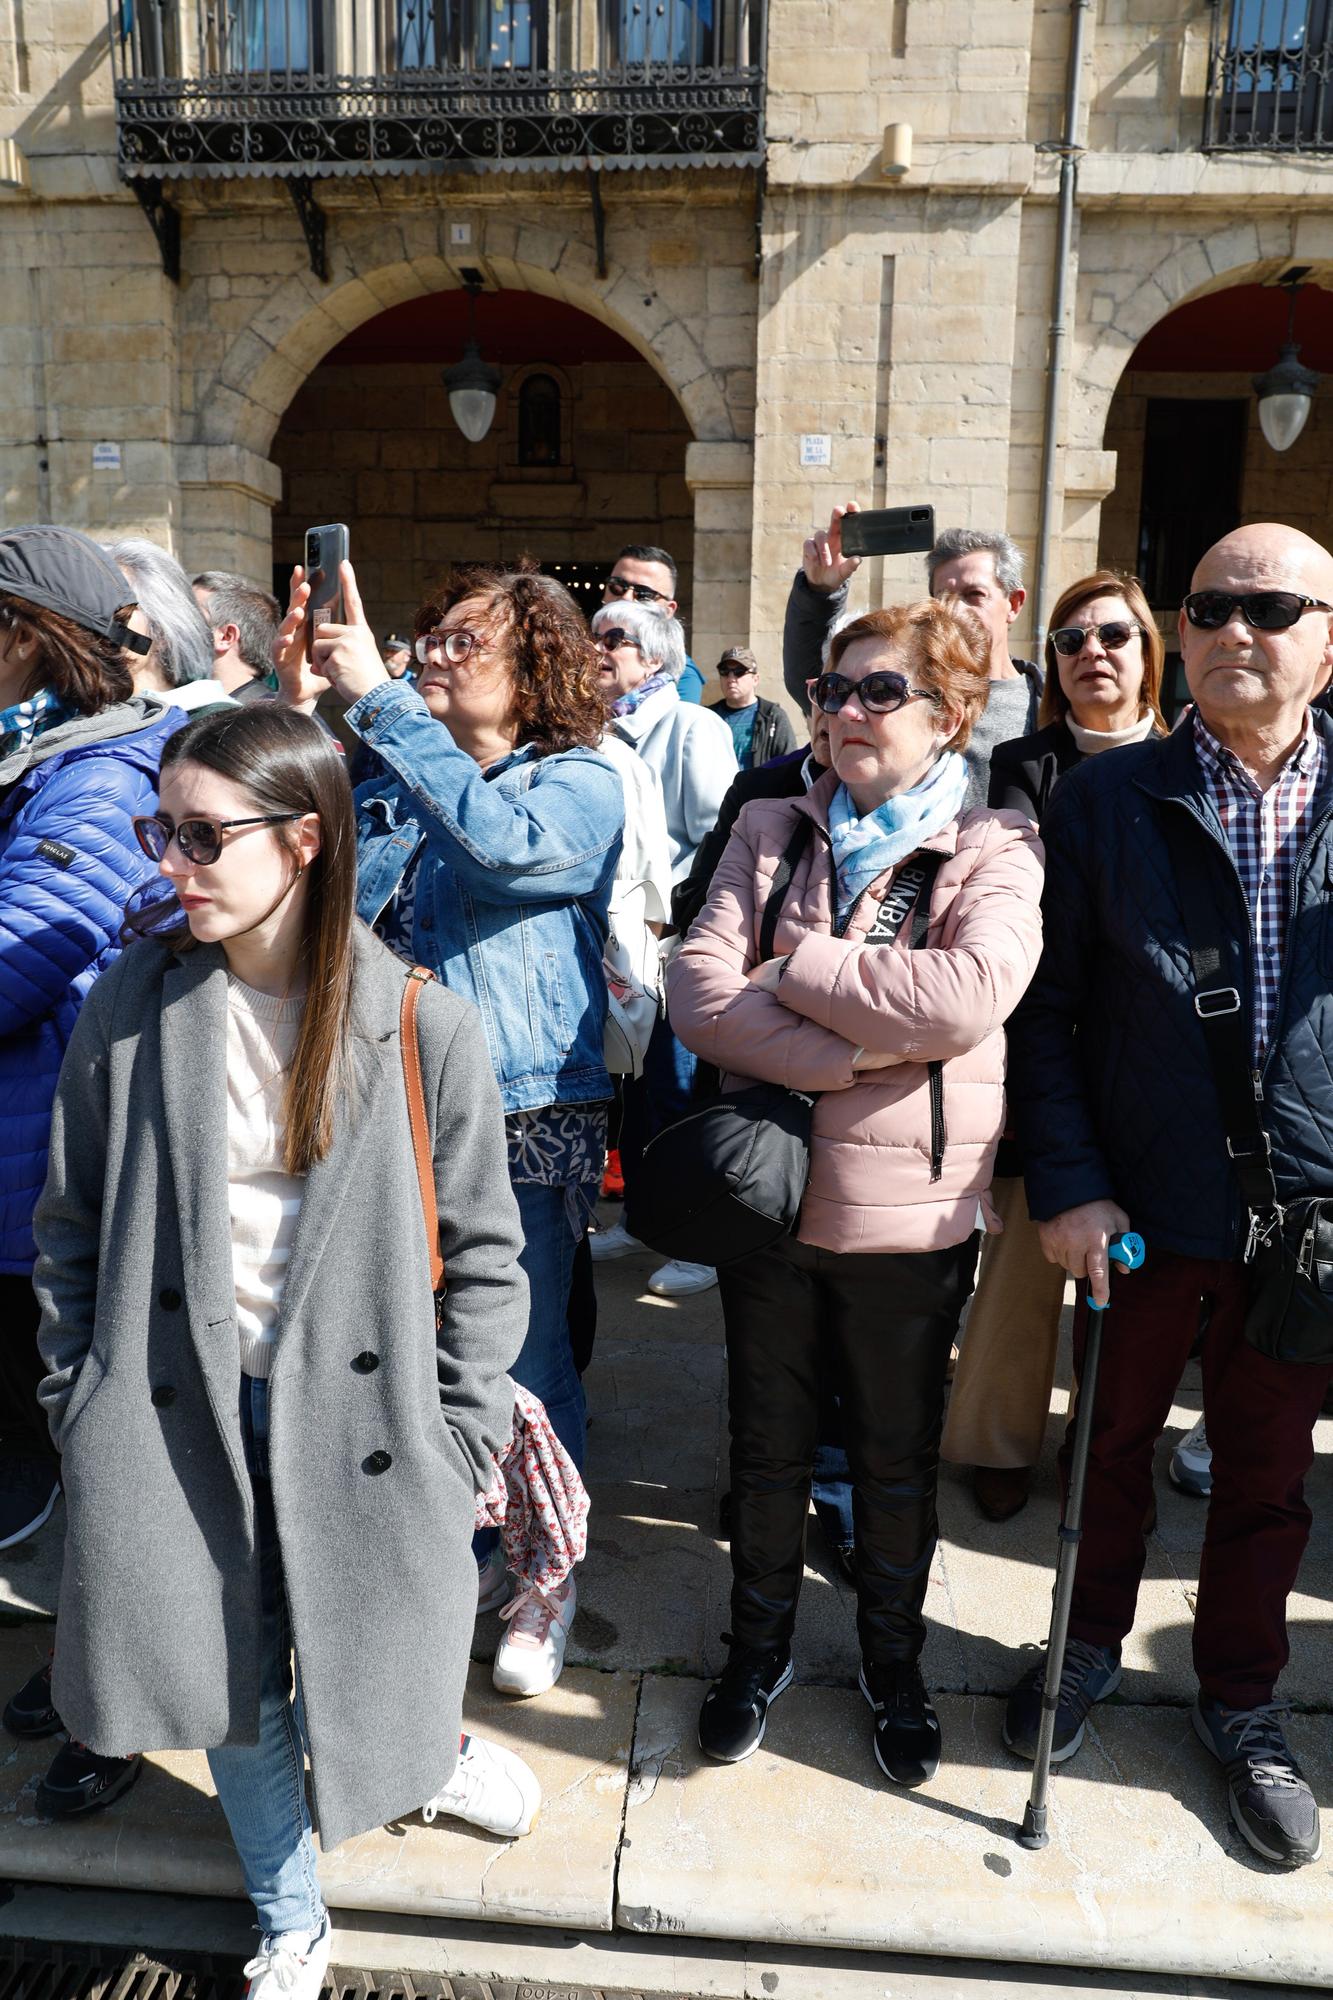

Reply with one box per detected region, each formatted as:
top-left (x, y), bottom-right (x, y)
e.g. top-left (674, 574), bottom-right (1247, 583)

top-left (1003, 522), bottom-right (1333, 1871)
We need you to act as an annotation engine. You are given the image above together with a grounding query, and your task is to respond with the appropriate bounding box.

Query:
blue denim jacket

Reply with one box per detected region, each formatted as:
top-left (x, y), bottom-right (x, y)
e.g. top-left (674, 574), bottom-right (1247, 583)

top-left (349, 680), bottom-right (624, 1113)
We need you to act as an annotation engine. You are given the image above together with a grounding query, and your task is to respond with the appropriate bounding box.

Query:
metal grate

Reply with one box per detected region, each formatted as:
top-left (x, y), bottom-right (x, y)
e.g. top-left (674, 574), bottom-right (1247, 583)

top-left (104, 0), bottom-right (766, 179)
top-left (1204, 0), bottom-right (1333, 152)
top-left (0, 1943), bottom-right (652, 2000)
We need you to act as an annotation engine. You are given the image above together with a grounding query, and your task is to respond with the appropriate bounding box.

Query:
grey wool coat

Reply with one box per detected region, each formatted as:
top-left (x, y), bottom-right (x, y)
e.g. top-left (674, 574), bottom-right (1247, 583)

top-left (32, 923), bottom-right (529, 1851)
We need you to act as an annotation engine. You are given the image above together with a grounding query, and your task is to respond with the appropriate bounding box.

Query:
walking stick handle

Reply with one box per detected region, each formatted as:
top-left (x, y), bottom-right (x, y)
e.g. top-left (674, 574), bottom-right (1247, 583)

top-left (1087, 1230), bottom-right (1146, 1311)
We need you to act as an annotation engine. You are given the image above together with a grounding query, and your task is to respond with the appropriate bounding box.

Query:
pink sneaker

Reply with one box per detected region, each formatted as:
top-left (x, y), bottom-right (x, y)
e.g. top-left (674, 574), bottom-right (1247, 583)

top-left (492, 1576), bottom-right (577, 1697)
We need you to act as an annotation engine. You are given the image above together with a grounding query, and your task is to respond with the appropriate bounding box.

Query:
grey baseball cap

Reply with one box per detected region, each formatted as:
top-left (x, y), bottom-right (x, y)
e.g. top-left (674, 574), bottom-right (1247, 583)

top-left (0, 524), bottom-right (151, 653)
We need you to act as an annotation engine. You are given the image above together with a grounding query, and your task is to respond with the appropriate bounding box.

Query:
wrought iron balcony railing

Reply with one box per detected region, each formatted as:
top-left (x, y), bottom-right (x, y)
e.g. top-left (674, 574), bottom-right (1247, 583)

top-left (1204, 0), bottom-right (1333, 151)
top-left (107, 0), bottom-right (766, 178)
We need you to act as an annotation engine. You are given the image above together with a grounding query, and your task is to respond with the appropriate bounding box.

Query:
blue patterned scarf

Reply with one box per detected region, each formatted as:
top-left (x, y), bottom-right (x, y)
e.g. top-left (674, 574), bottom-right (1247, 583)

top-left (828, 750), bottom-right (969, 925)
top-left (610, 670), bottom-right (675, 720)
top-left (0, 684), bottom-right (77, 764)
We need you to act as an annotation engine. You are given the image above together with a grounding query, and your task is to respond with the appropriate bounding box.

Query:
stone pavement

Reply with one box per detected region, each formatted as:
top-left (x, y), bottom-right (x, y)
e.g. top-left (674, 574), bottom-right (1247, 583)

top-left (3, 1208), bottom-right (1333, 1988)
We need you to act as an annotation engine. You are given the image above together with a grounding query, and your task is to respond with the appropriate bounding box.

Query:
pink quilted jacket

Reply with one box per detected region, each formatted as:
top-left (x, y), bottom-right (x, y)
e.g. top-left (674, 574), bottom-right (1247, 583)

top-left (666, 771), bottom-right (1044, 1254)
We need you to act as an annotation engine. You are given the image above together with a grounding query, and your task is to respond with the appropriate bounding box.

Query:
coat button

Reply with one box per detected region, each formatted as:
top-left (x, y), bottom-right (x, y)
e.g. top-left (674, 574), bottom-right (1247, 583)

top-left (352, 1351), bottom-right (379, 1373)
top-left (158, 1288), bottom-right (182, 1311)
top-left (151, 1386), bottom-right (176, 1408)
top-left (363, 1449), bottom-right (392, 1475)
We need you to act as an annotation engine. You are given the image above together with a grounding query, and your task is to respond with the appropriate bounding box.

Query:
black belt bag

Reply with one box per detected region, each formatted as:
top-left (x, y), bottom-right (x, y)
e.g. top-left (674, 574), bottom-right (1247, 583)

top-left (1164, 811), bottom-right (1333, 1365)
top-left (635, 824), bottom-right (943, 1269)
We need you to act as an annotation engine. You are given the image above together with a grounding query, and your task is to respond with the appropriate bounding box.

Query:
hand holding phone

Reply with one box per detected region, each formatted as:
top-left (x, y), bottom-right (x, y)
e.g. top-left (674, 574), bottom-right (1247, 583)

top-left (307, 557), bottom-right (386, 708)
top-left (803, 502), bottom-right (863, 595)
top-left (838, 505), bottom-right (935, 561)
top-left (271, 566), bottom-right (330, 716)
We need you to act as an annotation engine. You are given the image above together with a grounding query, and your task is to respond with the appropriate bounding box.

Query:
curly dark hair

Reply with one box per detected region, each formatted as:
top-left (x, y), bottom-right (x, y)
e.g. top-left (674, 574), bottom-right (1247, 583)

top-left (415, 558), bottom-right (605, 756)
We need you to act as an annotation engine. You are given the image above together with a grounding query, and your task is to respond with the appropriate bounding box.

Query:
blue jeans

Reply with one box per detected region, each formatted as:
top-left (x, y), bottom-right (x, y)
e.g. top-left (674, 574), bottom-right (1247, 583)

top-left (207, 1376), bottom-right (325, 1942)
top-left (476, 1176), bottom-right (585, 1563)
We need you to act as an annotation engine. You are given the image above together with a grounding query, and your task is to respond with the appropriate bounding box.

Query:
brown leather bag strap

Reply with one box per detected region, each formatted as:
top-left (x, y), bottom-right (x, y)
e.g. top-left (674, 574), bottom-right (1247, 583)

top-left (400, 967), bottom-right (445, 1295)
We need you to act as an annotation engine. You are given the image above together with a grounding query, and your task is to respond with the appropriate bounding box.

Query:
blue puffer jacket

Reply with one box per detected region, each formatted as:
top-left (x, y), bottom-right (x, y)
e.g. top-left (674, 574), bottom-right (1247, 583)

top-left (349, 679), bottom-right (624, 1113)
top-left (1010, 710), bottom-right (1333, 1261)
top-left (0, 697), bottom-right (182, 1272)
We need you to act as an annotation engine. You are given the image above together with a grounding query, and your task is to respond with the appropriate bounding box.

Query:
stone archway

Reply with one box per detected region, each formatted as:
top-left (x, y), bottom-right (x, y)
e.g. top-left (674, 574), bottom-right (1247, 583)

top-left (178, 208), bottom-right (756, 665)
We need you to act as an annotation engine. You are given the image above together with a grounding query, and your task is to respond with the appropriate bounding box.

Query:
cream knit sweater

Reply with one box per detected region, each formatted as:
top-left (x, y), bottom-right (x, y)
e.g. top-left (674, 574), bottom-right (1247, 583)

top-left (227, 975), bottom-right (305, 1380)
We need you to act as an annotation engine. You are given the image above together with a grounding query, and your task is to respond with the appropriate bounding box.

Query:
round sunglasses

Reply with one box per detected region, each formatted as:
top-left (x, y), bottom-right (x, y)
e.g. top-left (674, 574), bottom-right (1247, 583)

top-left (415, 627), bottom-right (483, 665)
top-left (1182, 590), bottom-right (1333, 632)
top-left (133, 812), bottom-right (302, 868)
top-left (814, 670), bottom-right (940, 716)
top-left (1049, 620), bottom-right (1142, 657)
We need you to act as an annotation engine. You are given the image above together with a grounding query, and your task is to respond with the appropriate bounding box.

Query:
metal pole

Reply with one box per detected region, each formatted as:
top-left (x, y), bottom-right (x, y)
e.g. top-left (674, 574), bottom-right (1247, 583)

top-left (1031, 0), bottom-right (1091, 665)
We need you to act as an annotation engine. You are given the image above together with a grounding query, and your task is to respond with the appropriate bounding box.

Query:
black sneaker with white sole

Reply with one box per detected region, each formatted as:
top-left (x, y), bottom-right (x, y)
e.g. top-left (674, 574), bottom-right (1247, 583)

top-left (1193, 1696), bottom-right (1321, 1869)
top-left (860, 1660), bottom-right (941, 1787)
top-left (3, 1656), bottom-right (61, 1739)
top-left (698, 1638), bottom-right (793, 1763)
top-left (35, 1743), bottom-right (142, 1819)
top-left (1003, 1637), bottom-right (1122, 1763)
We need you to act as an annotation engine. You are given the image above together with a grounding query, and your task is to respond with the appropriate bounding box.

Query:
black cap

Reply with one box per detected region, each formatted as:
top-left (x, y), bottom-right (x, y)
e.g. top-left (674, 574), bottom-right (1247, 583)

top-left (0, 525), bottom-right (151, 654)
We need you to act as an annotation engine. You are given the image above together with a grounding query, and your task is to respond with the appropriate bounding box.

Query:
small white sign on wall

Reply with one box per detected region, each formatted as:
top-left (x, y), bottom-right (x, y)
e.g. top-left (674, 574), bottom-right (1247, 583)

top-left (449, 222), bottom-right (472, 245)
top-left (92, 441), bottom-right (121, 471)
top-left (799, 433), bottom-right (831, 468)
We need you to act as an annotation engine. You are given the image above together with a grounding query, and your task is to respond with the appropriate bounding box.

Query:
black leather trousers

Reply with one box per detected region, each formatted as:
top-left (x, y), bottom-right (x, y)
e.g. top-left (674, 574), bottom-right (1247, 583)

top-left (718, 1231), bottom-right (978, 1664)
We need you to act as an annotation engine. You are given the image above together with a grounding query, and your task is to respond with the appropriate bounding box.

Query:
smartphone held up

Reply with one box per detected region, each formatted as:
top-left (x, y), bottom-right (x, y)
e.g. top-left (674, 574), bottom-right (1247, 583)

top-left (303, 523), bottom-right (349, 661)
top-left (839, 505), bottom-right (935, 561)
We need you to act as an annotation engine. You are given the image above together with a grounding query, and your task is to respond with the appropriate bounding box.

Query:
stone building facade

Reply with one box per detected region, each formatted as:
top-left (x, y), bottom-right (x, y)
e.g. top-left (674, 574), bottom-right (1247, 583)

top-left (2, 2), bottom-right (1331, 696)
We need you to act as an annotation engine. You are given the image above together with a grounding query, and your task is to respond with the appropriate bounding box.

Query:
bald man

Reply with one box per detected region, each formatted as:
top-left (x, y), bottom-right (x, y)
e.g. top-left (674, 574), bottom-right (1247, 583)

top-left (1001, 524), bottom-right (1333, 1869)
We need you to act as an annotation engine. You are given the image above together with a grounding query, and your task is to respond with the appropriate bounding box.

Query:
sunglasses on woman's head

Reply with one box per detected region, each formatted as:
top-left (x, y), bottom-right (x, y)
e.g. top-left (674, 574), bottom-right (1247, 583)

top-left (1182, 590), bottom-right (1333, 632)
top-left (414, 627), bottom-right (482, 665)
top-left (814, 670), bottom-right (940, 716)
top-left (1049, 620), bottom-right (1141, 657)
top-left (132, 812), bottom-right (303, 868)
top-left (603, 576), bottom-right (668, 604)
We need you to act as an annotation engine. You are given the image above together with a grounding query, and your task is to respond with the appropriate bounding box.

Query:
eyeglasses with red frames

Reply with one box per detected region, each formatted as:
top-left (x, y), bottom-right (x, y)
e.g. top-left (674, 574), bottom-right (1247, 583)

top-left (132, 812), bottom-right (304, 868)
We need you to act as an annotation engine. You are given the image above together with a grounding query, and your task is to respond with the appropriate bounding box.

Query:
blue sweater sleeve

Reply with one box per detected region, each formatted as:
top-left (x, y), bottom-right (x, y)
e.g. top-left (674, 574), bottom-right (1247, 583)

top-left (1008, 780), bottom-right (1117, 1220)
top-left (0, 758), bottom-right (155, 1039)
top-left (347, 680), bottom-right (624, 902)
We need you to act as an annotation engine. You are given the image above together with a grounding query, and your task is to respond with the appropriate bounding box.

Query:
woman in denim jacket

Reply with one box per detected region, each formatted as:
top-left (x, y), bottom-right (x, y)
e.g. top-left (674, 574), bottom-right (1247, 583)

top-left (276, 558), bottom-right (623, 1698)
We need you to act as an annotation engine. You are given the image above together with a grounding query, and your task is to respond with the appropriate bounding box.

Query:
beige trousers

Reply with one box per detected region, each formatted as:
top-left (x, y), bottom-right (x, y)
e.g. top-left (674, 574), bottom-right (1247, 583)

top-left (941, 1175), bottom-right (1069, 1470)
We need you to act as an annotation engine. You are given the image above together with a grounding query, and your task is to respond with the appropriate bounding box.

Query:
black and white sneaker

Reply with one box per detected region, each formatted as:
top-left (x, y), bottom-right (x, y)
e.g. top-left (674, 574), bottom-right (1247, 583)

top-left (35, 1743), bottom-right (142, 1819)
top-left (3, 1655), bottom-right (61, 1739)
top-left (1193, 1696), bottom-right (1321, 1869)
top-left (698, 1638), bottom-right (793, 1763)
top-left (860, 1660), bottom-right (942, 1787)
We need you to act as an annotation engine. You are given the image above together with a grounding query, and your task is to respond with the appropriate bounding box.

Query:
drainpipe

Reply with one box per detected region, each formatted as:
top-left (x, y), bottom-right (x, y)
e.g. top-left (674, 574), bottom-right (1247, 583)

top-left (1031, 0), bottom-right (1091, 662)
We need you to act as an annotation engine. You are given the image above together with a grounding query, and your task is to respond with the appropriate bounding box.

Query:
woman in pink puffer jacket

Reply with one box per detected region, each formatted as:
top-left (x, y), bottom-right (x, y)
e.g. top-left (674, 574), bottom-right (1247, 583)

top-left (667, 600), bottom-right (1043, 1791)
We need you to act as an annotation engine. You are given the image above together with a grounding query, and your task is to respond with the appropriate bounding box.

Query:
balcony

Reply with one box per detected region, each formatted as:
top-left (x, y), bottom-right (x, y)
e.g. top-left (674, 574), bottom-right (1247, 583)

top-left (107, 0), bottom-right (766, 180)
top-left (1204, 0), bottom-right (1333, 151)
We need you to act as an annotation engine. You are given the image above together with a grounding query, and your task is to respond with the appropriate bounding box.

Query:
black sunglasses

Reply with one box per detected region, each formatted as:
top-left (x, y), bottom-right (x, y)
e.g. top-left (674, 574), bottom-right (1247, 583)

top-left (1049, 620), bottom-right (1142, 658)
top-left (718, 665), bottom-right (754, 679)
top-left (596, 627), bottom-right (638, 652)
top-left (604, 577), bottom-right (668, 605)
top-left (133, 812), bottom-right (303, 868)
top-left (814, 670), bottom-right (940, 716)
top-left (1182, 590), bottom-right (1333, 632)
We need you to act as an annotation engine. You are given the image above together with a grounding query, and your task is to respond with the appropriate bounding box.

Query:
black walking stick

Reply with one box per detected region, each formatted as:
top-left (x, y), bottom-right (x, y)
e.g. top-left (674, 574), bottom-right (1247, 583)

top-left (1018, 1228), bottom-right (1146, 1851)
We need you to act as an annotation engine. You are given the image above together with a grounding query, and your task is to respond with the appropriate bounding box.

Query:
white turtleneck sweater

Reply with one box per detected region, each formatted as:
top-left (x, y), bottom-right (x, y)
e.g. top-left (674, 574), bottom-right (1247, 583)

top-left (1067, 710), bottom-right (1157, 756)
top-left (226, 975), bottom-right (306, 1379)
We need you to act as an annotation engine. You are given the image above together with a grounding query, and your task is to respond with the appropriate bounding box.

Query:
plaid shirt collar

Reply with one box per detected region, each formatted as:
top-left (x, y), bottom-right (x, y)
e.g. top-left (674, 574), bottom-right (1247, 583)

top-left (1191, 705), bottom-right (1320, 796)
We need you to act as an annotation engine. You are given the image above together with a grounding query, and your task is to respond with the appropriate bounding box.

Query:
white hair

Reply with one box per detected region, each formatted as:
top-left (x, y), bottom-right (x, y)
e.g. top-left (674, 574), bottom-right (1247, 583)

top-left (592, 598), bottom-right (687, 682)
top-left (107, 537), bottom-right (215, 686)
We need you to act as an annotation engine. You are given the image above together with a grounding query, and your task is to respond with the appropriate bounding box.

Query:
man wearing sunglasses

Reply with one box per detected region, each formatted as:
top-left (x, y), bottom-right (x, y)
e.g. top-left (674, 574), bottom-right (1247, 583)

top-left (1006, 522), bottom-right (1333, 1871)
top-left (706, 646), bottom-right (797, 772)
top-left (602, 545), bottom-right (705, 704)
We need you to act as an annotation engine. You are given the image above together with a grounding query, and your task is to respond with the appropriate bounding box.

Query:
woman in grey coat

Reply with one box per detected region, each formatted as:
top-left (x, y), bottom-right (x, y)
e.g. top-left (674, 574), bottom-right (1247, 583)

top-left (32, 706), bottom-right (534, 1996)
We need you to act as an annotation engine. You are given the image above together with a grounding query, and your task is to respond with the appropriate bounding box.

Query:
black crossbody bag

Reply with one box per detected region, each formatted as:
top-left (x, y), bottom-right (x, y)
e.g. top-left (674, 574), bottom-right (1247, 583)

top-left (634, 821), bottom-right (943, 1269)
top-left (1163, 810), bottom-right (1333, 1365)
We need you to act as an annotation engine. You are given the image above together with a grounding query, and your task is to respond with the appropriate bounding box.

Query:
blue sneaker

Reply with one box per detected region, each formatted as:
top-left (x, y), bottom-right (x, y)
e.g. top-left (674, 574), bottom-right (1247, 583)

top-left (1003, 1638), bottom-right (1122, 1763)
top-left (1193, 1696), bottom-right (1321, 1869)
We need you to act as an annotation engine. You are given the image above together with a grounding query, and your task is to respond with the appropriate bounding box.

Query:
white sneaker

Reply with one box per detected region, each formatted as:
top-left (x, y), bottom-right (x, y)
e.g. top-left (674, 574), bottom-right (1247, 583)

top-left (648, 1258), bottom-right (718, 1297)
top-left (492, 1575), bottom-right (577, 1697)
top-left (1169, 1414), bottom-right (1212, 1497)
top-left (244, 1914), bottom-right (331, 1999)
top-left (590, 1217), bottom-right (646, 1261)
top-left (422, 1732), bottom-right (541, 1837)
top-left (476, 1545), bottom-right (512, 1615)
